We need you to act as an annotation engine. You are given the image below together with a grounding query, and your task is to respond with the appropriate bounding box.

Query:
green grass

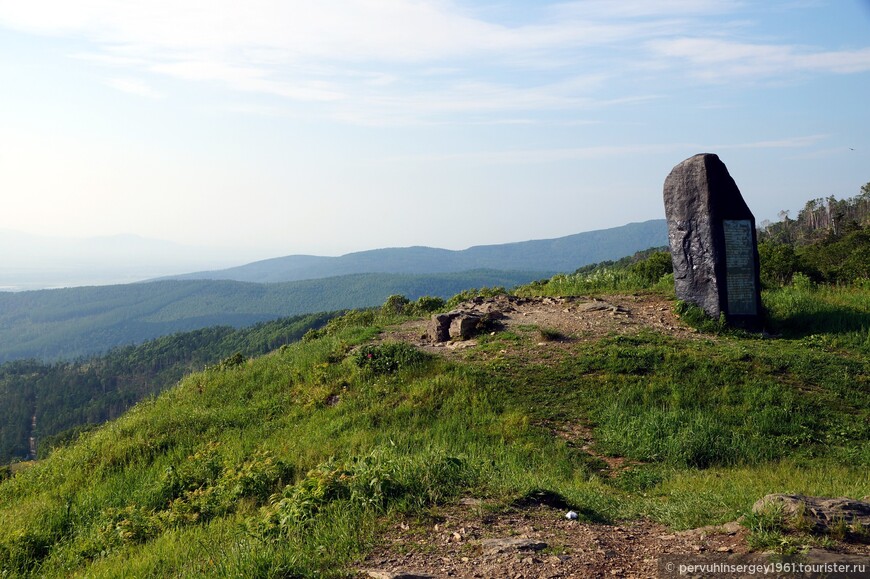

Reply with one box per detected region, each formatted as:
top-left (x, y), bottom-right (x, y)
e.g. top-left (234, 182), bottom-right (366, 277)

top-left (516, 270), bottom-right (675, 296)
top-left (764, 282), bottom-right (870, 354)
top-left (1, 285), bottom-right (868, 576)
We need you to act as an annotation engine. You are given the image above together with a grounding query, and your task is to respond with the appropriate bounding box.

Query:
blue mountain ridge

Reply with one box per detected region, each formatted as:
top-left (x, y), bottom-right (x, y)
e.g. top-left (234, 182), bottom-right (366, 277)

top-left (161, 219), bottom-right (668, 283)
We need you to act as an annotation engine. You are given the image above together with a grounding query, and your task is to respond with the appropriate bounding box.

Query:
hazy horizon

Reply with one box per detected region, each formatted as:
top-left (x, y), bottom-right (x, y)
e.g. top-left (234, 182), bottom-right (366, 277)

top-left (1, 218), bottom-right (669, 291)
top-left (2, 1), bottom-right (869, 259)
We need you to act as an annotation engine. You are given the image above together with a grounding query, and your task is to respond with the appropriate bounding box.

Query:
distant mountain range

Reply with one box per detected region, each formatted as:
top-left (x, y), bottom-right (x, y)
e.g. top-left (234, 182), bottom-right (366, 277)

top-left (162, 219), bottom-right (667, 283)
top-left (0, 271), bottom-right (548, 363)
top-left (0, 219), bottom-right (667, 362)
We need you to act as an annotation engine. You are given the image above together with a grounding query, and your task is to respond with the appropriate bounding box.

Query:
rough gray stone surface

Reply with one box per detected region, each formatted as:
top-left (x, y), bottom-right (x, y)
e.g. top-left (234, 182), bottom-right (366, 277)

top-left (449, 313), bottom-right (481, 339)
top-left (426, 312), bottom-right (477, 342)
top-left (753, 494), bottom-right (870, 532)
top-left (427, 309), bottom-right (489, 342)
top-left (426, 313), bottom-right (453, 342)
top-left (478, 536), bottom-right (549, 555)
top-left (663, 153), bottom-right (762, 326)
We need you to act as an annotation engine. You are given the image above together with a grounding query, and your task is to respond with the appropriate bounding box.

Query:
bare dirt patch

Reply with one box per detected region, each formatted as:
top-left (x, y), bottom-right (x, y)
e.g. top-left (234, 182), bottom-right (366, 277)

top-left (357, 499), bottom-right (870, 579)
top-left (357, 500), bottom-right (753, 579)
top-left (382, 294), bottom-right (701, 363)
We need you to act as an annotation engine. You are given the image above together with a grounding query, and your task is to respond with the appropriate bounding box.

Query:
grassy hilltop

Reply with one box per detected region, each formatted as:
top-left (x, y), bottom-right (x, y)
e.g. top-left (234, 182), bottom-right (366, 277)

top-left (2, 188), bottom-right (869, 576)
top-left (1, 247), bottom-right (868, 576)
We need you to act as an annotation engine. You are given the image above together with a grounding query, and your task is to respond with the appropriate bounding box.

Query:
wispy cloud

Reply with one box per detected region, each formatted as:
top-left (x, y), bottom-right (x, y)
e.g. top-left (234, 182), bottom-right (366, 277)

top-left (104, 77), bottom-right (164, 99)
top-left (385, 134), bottom-right (829, 165)
top-left (384, 143), bottom-right (687, 165)
top-left (1, 1), bottom-right (868, 124)
top-left (648, 38), bottom-right (870, 81)
top-left (149, 60), bottom-right (346, 102)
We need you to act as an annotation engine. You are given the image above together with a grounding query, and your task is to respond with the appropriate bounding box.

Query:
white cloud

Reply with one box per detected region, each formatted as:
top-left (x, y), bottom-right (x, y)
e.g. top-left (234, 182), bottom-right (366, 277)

top-left (549, 0), bottom-right (737, 19)
top-left (648, 38), bottom-right (870, 81)
top-left (385, 143), bottom-right (685, 165)
top-left (385, 134), bottom-right (829, 165)
top-left (1, 0), bottom-right (868, 123)
top-left (149, 60), bottom-right (346, 102)
top-left (104, 77), bottom-right (164, 99)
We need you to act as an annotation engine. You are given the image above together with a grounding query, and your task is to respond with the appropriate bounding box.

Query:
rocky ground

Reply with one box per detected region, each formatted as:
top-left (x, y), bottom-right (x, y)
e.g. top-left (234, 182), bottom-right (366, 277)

top-left (384, 293), bottom-right (702, 361)
top-left (361, 294), bottom-right (870, 578)
top-left (357, 500), bottom-right (750, 579)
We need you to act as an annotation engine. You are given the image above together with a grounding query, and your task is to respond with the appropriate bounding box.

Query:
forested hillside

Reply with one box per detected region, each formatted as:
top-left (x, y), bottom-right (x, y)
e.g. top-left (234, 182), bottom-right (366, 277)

top-left (0, 312), bottom-right (336, 464)
top-left (0, 270), bottom-right (544, 363)
top-left (758, 183), bottom-right (870, 286)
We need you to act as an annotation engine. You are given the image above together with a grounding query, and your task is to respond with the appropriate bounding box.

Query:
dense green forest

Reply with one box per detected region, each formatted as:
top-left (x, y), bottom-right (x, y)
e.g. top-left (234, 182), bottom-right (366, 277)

top-left (758, 183), bottom-right (870, 286)
top-left (0, 270), bottom-right (544, 363)
top-left (0, 312), bottom-right (337, 465)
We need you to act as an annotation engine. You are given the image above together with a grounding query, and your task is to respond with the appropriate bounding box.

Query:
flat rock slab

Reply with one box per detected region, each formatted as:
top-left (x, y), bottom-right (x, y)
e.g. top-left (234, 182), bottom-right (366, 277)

top-left (753, 494), bottom-right (870, 532)
top-left (478, 536), bottom-right (548, 555)
top-left (363, 571), bottom-right (436, 579)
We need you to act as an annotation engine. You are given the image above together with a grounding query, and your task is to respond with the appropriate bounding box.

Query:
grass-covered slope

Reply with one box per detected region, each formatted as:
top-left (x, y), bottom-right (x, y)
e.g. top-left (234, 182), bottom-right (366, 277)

top-left (1, 282), bottom-right (868, 577)
top-left (0, 270), bottom-right (543, 363)
top-left (0, 312), bottom-right (338, 465)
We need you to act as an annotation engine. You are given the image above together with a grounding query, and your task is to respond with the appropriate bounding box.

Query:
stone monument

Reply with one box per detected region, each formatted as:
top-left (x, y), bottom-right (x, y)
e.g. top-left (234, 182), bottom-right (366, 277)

top-left (662, 153), bottom-right (763, 328)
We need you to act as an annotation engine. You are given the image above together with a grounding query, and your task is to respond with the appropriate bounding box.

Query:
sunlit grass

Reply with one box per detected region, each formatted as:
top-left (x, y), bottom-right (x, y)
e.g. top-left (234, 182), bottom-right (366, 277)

top-left (1, 284), bottom-right (869, 576)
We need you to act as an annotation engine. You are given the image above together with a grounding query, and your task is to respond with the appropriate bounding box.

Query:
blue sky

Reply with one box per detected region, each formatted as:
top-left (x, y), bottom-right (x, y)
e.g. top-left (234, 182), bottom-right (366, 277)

top-left (1, 0), bottom-right (869, 259)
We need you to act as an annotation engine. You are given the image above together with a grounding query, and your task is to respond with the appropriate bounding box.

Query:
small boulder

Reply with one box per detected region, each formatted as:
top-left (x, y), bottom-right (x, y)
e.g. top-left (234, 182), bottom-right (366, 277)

top-left (427, 313), bottom-right (453, 342)
top-left (752, 494), bottom-right (870, 533)
top-left (427, 311), bottom-right (483, 342)
top-left (449, 312), bottom-right (481, 340)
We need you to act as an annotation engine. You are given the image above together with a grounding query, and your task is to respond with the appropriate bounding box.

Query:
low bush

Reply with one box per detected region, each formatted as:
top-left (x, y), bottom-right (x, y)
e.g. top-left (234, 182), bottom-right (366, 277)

top-left (257, 450), bottom-right (471, 537)
top-left (352, 343), bottom-right (429, 375)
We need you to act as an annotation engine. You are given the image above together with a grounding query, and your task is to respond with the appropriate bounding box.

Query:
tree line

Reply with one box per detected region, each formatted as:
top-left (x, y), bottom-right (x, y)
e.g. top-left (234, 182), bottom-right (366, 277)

top-left (758, 182), bottom-right (870, 287)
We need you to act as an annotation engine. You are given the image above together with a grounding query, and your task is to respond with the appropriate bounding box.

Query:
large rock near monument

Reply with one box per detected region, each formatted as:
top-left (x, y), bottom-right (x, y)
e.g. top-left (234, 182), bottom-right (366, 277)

top-left (663, 154), bottom-right (762, 327)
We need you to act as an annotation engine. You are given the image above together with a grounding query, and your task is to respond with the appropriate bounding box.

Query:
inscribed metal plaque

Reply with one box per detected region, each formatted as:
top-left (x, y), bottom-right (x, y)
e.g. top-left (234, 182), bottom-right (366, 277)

top-left (723, 220), bottom-right (757, 315)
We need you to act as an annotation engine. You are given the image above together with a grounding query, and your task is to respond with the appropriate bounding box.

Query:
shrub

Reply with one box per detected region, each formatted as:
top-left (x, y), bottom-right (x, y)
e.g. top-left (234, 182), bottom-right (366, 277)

top-left (629, 251), bottom-right (673, 285)
top-left (97, 505), bottom-right (165, 547)
top-left (351, 343), bottom-right (428, 375)
top-left (758, 241), bottom-right (800, 288)
top-left (382, 295), bottom-right (411, 315)
top-left (791, 272), bottom-right (815, 291)
top-left (302, 328), bottom-right (325, 342)
top-left (413, 296), bottom-right (446, 314)
top-left (674, 301), bottom-right (726, 334)
top-left (258, 451), bottom-right (470, 536)
top-left (219, 352), bottom-right (247, 370)
top-left (537, 328), bottom-right (565, 342)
